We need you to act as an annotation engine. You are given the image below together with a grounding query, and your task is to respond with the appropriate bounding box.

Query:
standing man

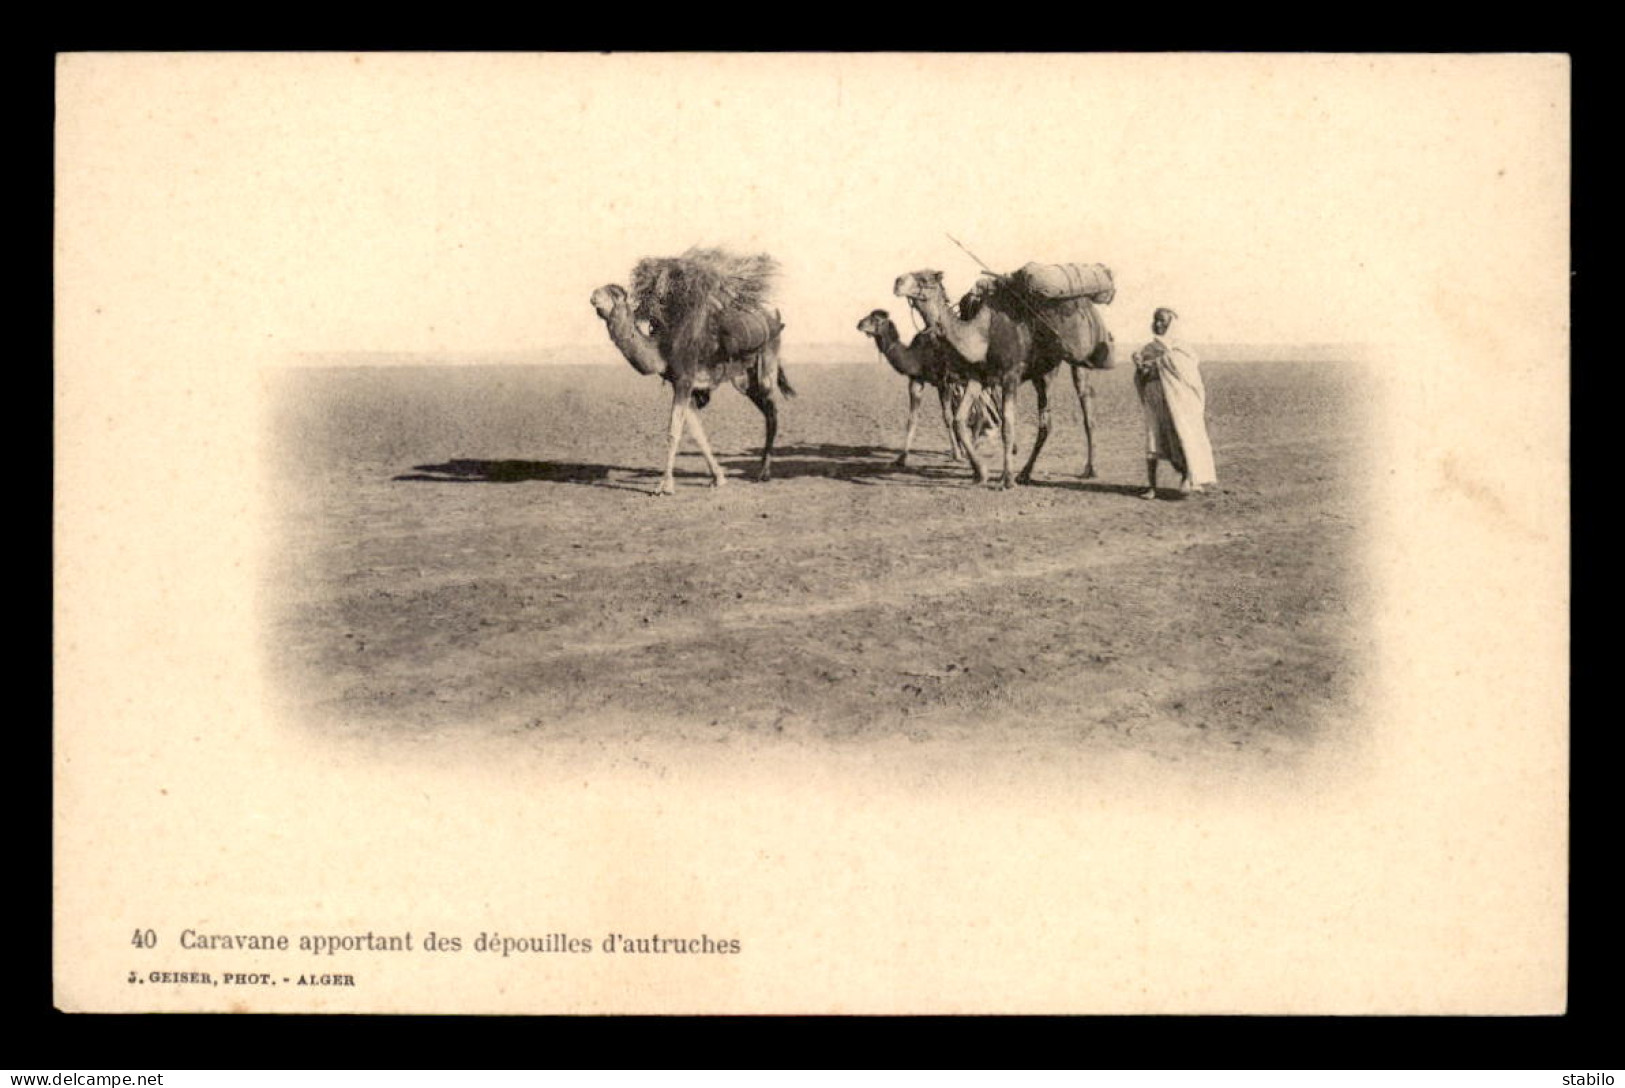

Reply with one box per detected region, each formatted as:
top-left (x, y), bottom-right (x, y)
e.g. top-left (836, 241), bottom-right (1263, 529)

top-left (1132, 307), bottom-right (1217, 499)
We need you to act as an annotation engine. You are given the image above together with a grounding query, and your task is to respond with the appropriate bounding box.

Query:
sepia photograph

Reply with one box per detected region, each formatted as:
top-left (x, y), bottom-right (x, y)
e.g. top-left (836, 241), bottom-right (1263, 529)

top-left (54, 52), bottom-right (1568, 1015)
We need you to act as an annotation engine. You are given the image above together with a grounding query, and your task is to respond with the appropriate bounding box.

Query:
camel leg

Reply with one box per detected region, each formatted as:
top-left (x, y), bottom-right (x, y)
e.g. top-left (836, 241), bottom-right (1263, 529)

top-left (1070, 364), bottom-right (1098, 479)
top-left (980, 387), bottom-right (999, 434)
top-left (1016, 371), bottom-right (1053, 486)
top-left (940, 383), bottom-right (969, 461)
top-left (897, 379), bottom-right (925, 467)
top-left (978, 387), bottom-right (1009, 452)
top-left (997, 381), bottom-right (1020, 490)
top-left (683, 397), bottom-right (728, 488)
top-left (747, 384), bottom-right (778, 482)
top-left (759, 344), bottom-right (786, 482)
top-left (657, 385), bottom-right (692, 495)
top-left (954, 378), bottom-right (990, 485)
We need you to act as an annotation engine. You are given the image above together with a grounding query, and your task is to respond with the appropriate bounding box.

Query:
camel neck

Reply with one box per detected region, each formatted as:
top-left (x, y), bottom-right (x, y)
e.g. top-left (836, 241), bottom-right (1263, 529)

top-left (914, 292), bottom-right (988, 362)
top-left (870, 321), bottom-right (921, 377)
top-left (918, 293), bottom-right (961, 333)
top-left (603, 304), bottom-right (666, 376)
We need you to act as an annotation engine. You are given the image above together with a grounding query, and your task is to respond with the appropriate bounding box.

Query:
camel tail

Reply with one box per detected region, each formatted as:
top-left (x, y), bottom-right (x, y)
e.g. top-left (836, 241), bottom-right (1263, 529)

top-left (769, 311), bottom-right (793, 397)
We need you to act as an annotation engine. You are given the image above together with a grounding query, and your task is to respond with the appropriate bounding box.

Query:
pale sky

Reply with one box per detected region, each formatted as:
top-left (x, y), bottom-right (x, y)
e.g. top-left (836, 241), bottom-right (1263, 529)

top-left (57, 53), bottom-right (1569, 358)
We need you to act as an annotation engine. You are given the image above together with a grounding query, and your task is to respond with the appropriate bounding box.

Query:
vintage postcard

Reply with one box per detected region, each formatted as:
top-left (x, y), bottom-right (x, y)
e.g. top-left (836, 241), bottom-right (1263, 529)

top-left (54, 52), bottom-right (1569, 1014)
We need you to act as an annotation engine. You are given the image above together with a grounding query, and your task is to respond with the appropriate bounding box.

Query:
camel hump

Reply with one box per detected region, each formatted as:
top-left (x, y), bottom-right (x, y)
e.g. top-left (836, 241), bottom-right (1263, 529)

top-left (717, 306), bottom-right (783, 358)
top-left (1039, 297), bottom-right (1116, 368)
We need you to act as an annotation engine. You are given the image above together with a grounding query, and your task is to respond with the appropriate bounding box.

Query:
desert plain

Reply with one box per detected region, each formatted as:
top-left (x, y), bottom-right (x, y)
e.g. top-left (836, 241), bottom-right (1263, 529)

top-left (264, 351), bottom-right (1375, 780)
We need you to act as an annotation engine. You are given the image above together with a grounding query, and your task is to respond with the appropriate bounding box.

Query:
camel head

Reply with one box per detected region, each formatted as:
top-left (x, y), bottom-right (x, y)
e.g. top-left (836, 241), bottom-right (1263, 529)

top-left (856, 309), bottom-right (893, 339)
top-left (590, 284), bottom-right (628, 319)
top-left (893, 270), bottom-right (947, 303)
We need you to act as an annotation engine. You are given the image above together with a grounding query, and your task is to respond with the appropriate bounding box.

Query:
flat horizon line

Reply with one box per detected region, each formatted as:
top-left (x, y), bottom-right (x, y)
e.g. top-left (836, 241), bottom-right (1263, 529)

top-left (291, 341), bottom-right (1373, 367)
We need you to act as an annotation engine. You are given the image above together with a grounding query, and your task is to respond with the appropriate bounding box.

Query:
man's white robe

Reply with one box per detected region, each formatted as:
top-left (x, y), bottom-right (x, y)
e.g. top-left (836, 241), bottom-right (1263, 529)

top-left (1135, 329), bottom-right (1218, 488)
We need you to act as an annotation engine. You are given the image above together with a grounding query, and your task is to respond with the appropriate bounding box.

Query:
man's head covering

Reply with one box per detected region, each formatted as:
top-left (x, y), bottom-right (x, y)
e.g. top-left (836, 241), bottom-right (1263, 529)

top-left (1154, 307), bottom-right (1179, 324)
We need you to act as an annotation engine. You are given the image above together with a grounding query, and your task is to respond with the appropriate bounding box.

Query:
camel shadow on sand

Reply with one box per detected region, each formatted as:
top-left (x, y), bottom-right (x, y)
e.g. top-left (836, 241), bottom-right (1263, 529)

top-left (394, 459), bottom-right (658, 493)
top-left (722, 443), bottom-right (975, 487)
top-left (394, 448), bottom-right (1123, 493)
top-left (734, 445), bottom-right (1163, 497)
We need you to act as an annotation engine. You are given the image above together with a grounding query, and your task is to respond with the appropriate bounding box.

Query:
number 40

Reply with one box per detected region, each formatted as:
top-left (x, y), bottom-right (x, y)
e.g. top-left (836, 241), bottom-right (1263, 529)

top-left (131, 928), bottom-right (157, 948)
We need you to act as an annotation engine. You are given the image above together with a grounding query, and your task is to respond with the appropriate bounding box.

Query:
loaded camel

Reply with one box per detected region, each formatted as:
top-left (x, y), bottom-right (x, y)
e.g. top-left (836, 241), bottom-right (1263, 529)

top-left (591, 278), bottom-right (793, 494)
top-left (856, 309), bottom-right (999, 466)
top-left (894, 269), bottom-right (1112, 489)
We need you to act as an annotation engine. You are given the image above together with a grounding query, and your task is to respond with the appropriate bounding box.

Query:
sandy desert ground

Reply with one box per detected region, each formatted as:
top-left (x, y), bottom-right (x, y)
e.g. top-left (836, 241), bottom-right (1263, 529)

top-left (264, 356), bottom-right (1376, 775)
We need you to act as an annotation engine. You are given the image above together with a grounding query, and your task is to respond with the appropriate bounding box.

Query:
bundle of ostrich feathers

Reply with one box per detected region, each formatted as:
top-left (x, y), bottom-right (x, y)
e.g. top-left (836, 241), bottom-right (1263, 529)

top-left (630, 247), bottom-right (780, 369)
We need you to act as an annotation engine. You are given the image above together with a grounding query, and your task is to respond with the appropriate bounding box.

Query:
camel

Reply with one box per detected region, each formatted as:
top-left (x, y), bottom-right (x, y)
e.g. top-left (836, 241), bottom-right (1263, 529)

top-left (591, 283), bottom-right (793, 494)
top-left (894, 269), bottom-right (1113, 489)
top-left (856, 309), bottom-right (999, 466)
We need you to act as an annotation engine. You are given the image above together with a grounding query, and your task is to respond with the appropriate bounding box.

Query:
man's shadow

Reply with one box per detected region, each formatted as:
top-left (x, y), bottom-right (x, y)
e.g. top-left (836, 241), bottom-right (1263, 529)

top-left (1017, 477), bottom-right (1155, 498)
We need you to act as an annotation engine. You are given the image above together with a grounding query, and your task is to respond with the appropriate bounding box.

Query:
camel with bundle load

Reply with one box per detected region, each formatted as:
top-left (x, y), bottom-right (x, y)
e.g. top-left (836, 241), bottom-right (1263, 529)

top-left (590, 247), bottom-right (793, 494)
top-left (894, 260), bottom-right (1115, 489)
